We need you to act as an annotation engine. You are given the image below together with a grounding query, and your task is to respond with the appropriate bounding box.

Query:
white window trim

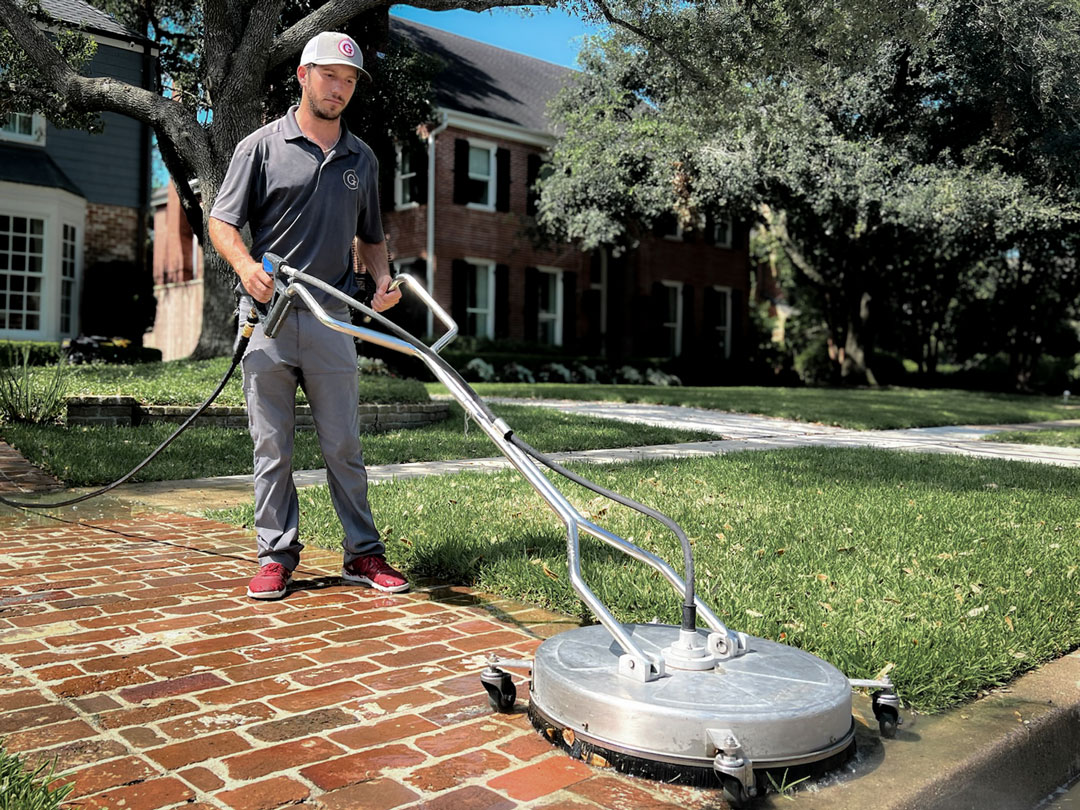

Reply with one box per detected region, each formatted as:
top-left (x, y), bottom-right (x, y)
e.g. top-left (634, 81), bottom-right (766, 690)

top-left (661, 280), bottom-right (684, 357)
top-left (713, 216), bottom-right (733, 249)
top-left (465, 138), bottom-right (497, 212)
top-left (536, 265), bottom-right (564, 346)
top-left (60, 221), bottom-right (82, 337)
top-left (0, 183), bottom-right (86, 341)
top-left (712, 284), bottom-right (733, 359)
top-left (1, 112), bottom-right (46, 146)
top-left (464, 257), bottom-right (496, 339)
top-left (394, 144), bottom-right (419, 211)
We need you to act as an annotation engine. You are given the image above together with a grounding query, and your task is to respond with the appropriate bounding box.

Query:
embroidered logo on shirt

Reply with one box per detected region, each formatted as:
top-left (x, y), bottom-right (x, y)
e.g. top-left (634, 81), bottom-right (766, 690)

top-left (343, 169), bottom-right (359, 190)
top-left (339, 39), bottom-right (356, 58)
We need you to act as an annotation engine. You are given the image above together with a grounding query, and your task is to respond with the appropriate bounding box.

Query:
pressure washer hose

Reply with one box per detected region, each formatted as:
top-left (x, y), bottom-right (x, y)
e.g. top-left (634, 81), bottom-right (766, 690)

top-left (0, 309), bottom-right (262, 511)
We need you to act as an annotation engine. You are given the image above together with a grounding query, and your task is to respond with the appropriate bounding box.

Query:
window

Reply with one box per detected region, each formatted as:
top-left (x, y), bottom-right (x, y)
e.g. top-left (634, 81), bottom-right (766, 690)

top-left (464, 259), bottom-right (496, 338)
top-left (466, 142), bottom-right (496, 209)
top-left (589, 249), bottom-right (608, 340)
top-left (536, 267), bottom-right (563, 346)
top-left (661, 217), bottom-right (685, 241)
top-left (394, 145), bottom-right (419, 209)
top-left (713, 216), bottom-right (733, 248)
top-left (1, 112), bottom-right (45, 146)
top-left (0, 215), bottom-right (46, 333)
top-left (660, 280), bottom-right (683, 357)
top-left (712, 285), bottom-right (732, 358)
top-left (61, 224), bottom-right (77, 336)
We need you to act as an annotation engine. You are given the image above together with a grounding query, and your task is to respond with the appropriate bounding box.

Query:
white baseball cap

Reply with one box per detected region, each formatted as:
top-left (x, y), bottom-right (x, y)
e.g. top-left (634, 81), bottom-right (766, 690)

top-left (300, 32), bottom-right (371, 81)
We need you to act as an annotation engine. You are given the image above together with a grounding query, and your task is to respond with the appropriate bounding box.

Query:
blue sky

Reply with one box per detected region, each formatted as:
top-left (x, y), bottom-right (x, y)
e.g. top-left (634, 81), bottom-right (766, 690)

top-left (390, 6), bottom-right (600, 69)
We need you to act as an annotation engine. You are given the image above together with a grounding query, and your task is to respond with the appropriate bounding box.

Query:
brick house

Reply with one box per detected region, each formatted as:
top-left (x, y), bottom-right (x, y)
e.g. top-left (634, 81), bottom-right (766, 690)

top-left (0, 0), bottom-right (154, 343)
top-left (149, 19), bottom-right (750, 371)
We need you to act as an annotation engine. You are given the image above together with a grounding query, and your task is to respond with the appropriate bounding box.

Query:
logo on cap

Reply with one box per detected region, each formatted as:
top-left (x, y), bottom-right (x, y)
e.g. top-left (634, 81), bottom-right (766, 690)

top-left (343, 169), bottom-right (359, 190)
top-left (338, 39), bottom-right (355, 58)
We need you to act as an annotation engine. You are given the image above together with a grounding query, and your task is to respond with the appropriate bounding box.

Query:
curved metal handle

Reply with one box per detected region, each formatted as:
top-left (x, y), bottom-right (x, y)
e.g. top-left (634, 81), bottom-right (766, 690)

top-left (390, 273), bottom-right (458, 354)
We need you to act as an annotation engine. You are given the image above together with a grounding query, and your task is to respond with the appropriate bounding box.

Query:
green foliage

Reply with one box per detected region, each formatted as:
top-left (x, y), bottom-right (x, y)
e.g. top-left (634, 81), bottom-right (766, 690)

top-left (0, 348), bottom-right (68, 424)
top-left (0, 342), bottom-right (63, 367)
top-left (211, 446), bottom-right (1080, 712)
top-left (540, 0), bottom-right (1080, 386)
top-left (0, 2), bottom-right (100, 131)
top-left (0, 743), bottom-right (74, 810)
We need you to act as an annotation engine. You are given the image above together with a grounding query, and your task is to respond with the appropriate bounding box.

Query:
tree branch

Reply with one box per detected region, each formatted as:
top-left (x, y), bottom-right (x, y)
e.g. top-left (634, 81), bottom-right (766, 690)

top-left (0, 0), bottom-right (212, 173)
top-left (759, 203), bottom-right (828, 286)
top-left (267, 0), bottom-right (549, 69)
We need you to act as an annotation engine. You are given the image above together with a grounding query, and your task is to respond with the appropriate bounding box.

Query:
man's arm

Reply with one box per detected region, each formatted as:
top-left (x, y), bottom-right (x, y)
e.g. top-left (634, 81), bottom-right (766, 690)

top-left (355, 237), bottom-right (402, 312)
top-left (208, 217), bottom-right (274, 303)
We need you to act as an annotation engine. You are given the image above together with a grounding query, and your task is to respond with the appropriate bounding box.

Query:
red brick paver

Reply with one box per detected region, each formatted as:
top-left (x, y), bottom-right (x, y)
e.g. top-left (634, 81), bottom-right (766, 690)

top-left (0, 507), bottom-right (722, 809)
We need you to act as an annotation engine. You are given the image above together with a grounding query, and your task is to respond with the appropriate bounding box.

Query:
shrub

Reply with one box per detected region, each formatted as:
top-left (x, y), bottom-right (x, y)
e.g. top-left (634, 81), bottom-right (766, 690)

top-left (500, 361), bottom-right (535, 383)
top-left (537, 362), bottom-right (572, 383)
top-left (646, 368), bottom-right (681, 386)
top-left (573, 362), bottom-right (598, 384)
top-left (0, 743), bottom-right (74, 810)
top-left (615, 365), bottom-right (644, 384)
top-left (461, 357), bottom-right (496, 382)
top-left (357, 356), bottom-right (391, 377)
top-left (0, 341), bottom-right (63, 367)
top-left (0, 348), bottom-right (69, 424)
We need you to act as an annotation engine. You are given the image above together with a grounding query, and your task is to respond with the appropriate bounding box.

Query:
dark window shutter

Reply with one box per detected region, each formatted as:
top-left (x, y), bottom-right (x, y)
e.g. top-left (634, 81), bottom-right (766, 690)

top-left (526, 153), bottom-right (542, 217)
top-left (703, 285), bottom-right (720, 332)
top-left (704, 214), bottom-right (716, 245)
top-left (451, 259), bottom-right (468, 328)
top-left (410, 143), bottom-right (428, 205)
top-left (651, 281), bottom-right (667, 355)
top-left (561, 271), bottom-right (577, 349)
top-left (681, 284), bottom-right (694, 356)
top-left (731, 288), bottom-right (745, 355)
top-left (494, 264), bottom-right (510, 339)
top-left (524, 266), bottom-right (539, 342)
top-left (453, 139), bottom-right (469, 205)
top-left (398, 259), bottom-right (427, 337)
top-left (582, 288), bottom-right (601, 354)
top-left (495, 147), bottom-right (511, 212)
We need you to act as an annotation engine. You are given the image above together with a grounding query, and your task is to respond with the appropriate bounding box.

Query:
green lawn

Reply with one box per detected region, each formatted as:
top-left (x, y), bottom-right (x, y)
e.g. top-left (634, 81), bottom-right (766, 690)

top-left (209, 446), bottom-right (1080, 713)
top-left (0, 403), bottom-right (715, 486)
top-left (432, 382), bottom-right (1075, 430)
top-left (986, 427), bottom-right (1080, 447)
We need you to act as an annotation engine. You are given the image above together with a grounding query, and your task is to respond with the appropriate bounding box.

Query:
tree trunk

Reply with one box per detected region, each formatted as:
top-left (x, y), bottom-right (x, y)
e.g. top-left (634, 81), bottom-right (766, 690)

top-left (840, 290), bottom-right (877, 385)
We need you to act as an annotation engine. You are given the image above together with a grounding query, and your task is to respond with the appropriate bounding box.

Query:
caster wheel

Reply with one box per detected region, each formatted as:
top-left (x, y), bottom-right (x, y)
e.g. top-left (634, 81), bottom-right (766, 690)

top-left (480, 667), bottom-right (517, 713)
top-left (871, 691), bottom-right (901, 738)
top-left (720, 776), bottom-right (753, 809)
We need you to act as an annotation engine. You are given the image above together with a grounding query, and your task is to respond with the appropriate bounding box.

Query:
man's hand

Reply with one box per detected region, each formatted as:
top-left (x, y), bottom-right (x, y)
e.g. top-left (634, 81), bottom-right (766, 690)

top-left (238, 259), bottom-right (274, 303)
top-left (372, 274), bottom-right (402, 312)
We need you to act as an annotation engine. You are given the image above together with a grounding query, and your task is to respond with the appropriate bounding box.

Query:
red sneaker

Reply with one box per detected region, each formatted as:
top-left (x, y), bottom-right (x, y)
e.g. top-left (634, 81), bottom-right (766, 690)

top-left (247, 563), bottom-right (291, 600)
top-left (342, 555), bottom-right (409, 593)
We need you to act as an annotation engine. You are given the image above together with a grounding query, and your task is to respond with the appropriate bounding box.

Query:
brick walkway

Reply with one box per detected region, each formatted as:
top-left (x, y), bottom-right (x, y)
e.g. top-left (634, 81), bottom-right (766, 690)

top-left (0, 506), bottom-right (715, 810)
top-left (0, 440), bottom-right (62, 493)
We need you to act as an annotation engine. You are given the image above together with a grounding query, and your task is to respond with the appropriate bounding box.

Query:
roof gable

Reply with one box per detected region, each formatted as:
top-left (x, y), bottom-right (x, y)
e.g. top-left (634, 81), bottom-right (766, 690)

top-left (390, 18), bottom-right (572, 133)
top-left (39, 0), bottom-right (138, 39)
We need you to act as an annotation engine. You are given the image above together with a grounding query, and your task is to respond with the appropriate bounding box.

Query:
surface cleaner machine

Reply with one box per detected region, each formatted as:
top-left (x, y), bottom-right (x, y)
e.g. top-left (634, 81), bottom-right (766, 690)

top-left (249, 256), bottom-right (903, 806)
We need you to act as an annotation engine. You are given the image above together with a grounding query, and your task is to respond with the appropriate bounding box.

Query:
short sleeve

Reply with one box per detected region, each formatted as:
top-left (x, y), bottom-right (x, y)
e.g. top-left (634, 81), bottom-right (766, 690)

top-left (356, 151), bottom-right (384, 244)
top-left (210, 140), bottom-right (260, 228)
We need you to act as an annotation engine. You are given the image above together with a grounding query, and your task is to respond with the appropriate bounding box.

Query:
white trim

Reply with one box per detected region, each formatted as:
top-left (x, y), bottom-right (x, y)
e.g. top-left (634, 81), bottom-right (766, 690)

top-left (0, 181), bottom-right (87, 341)
top-left (465, 138), bottom-right (497, 212)
top-left (463, 257), bottom-right (496, 339)
top-left (660, 280), bottom-right (684, 357)
top-left (442, 108), bottom-right (555, 149)
top-left (0, 112), bottom-right (46, 146)
top-left (535, 265), bottom-right (563, 346)
top-left (713, 216), bottom-right (733, 249)
top-left (712, 284), bottom-right (733, 359)
top-left (394, 144), bottom-right (420, 210)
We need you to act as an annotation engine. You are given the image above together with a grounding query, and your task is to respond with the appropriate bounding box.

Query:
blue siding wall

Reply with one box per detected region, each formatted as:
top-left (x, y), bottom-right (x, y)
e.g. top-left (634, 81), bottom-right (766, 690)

top-left (46, 43), bottom-right (150, 208)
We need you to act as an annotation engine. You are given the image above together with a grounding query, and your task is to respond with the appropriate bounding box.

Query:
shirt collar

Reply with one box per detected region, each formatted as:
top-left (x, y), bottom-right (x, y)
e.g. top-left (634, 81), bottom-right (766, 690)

top-left (283, 105), bottom-right (361, 154)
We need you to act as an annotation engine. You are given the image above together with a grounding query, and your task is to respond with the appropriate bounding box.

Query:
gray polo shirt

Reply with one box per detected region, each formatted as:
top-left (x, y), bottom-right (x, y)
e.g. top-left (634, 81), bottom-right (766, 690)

top-left (210, 105), bottom-right (383, 308)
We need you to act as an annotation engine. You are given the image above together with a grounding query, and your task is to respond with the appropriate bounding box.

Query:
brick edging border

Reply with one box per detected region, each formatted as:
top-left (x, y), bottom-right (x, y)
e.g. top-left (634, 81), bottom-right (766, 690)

top-left (66, 396), bottom-right (450, 432)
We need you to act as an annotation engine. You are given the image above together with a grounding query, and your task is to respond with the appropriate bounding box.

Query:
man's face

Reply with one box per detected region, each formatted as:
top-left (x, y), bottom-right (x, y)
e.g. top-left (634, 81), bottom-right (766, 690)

top-left (299, 63), bottom-right (360, 121)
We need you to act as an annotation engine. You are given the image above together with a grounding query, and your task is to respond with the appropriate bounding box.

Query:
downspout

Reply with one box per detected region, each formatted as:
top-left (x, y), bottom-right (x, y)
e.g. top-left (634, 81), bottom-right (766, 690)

top-left (425, 111), bottom-right (449, 337)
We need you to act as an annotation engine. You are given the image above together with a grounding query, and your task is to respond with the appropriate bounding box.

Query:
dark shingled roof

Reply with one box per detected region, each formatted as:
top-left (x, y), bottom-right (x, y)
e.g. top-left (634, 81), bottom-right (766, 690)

top-left (390, 18), bottom-right (572, 133)
top-left (0, 144), bottom-right (84, 197)
top-left (39, 0), bottom-right (137, 39)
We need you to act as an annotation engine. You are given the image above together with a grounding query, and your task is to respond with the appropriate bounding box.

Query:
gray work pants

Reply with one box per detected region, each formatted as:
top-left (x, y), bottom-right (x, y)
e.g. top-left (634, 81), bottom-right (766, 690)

top-left (240, 304), bottom-right (382, 571)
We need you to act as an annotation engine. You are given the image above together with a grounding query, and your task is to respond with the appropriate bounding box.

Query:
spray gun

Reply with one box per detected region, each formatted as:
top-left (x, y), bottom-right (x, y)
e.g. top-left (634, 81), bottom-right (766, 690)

top-left (254, 252), bottom-right (295, 338)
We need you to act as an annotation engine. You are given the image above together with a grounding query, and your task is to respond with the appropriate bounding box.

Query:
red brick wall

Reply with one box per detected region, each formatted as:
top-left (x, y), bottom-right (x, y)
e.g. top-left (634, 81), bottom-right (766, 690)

top-left (153, 184), bottom-right (198, 286)
top-left (85, 202), bottom-right (141, 266)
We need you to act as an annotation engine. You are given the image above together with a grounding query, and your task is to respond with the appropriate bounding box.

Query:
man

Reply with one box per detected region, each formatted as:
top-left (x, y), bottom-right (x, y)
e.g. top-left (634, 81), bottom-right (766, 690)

top-left (208, 31), bottom-right (406, 600)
